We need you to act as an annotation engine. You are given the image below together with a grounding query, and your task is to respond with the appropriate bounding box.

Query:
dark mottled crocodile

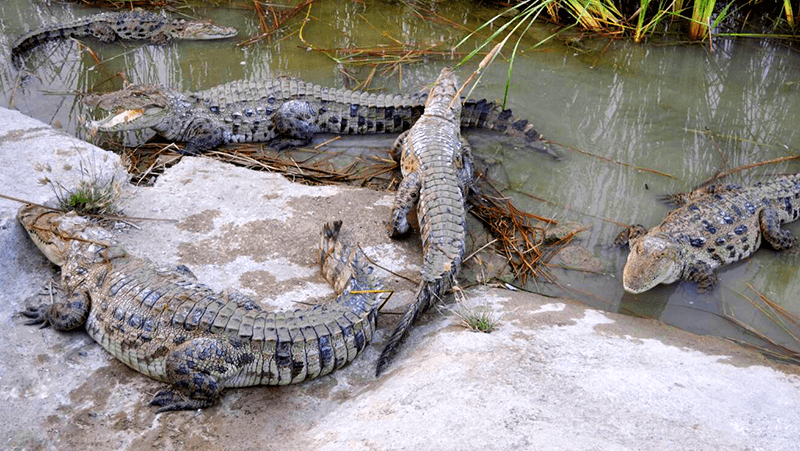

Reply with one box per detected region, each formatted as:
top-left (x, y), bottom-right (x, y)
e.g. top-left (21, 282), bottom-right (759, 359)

top-left (11, 9), bottom-right (237, 68)
top-left (376, 67), bottom-right (472, 376)
top-left (619, 175), bottom-right (800, 293)
top-left (82, 75), bottom-right (554, 156)
top-left (18, 204), bottom-right (388, 412)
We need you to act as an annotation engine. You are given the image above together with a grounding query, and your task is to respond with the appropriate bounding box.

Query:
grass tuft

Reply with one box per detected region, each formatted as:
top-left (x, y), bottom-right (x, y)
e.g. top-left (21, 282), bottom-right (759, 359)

top-left (450, 287), bottom-right (501, 333)
top-left (455, 305), bottom-right (501, 333)
top-left (54, 177), bottom-right (122, 217)
top-left (453, 302), bottom-right (501, 333)
top-left (45, 157), bottom-right (124, 218)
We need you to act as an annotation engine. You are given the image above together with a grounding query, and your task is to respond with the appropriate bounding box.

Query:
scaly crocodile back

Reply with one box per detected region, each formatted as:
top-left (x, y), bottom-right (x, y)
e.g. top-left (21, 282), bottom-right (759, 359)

top-left (80, 219), bottom-right (386, 386)
top-left (190, 77), bottom-right (546, 139)
top-left (377, 68), bottom-right (468, 375)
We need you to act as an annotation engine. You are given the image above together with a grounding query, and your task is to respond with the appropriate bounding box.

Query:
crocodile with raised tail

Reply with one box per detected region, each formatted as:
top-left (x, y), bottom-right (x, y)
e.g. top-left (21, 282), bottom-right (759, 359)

top-left (18, 204), bottom-right (388, 412)
top-left (12, 9), bottom-right (237, 68)
top-left (619, 175), bottom-right (800, 293)
top-left (376, 67), bottom-right (472, 376)
top-left (82, 76), bottom-right (553, 156)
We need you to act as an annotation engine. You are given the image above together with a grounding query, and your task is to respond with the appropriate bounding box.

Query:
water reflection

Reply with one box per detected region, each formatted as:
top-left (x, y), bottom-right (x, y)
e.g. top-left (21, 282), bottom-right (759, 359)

top-left (1, 0), bottom-right (800, 355)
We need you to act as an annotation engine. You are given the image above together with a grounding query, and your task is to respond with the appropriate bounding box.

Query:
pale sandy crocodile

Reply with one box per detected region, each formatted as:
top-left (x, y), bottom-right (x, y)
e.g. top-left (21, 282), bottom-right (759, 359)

top-left (619, 175), bottom-right (800, 293)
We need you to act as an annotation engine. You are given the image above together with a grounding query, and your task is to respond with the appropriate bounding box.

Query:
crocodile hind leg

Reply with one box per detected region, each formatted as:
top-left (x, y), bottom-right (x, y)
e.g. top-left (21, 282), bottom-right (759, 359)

top-left (271, 100), bottom-right (318, 150)
top-left (760, 208), bottom-right (798, 251)
top-left (20, 291), bottom-right (90, 330)
top-left (388, 170), bottom-right (421, 238)
top-left (456, 137), bottom-right (473, 196)
top-left (156, 264), bottom-right (197, 280)
top-left (151, 336), bottom-right (251, 412)
top-left (390, 130), bottom-right (410, 163)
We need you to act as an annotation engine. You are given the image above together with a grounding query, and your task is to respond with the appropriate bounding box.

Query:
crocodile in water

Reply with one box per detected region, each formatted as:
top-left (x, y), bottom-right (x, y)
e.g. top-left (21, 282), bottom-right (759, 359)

top-left (376, 67), bottom-right (472, 375)
top-left (12, 9), bottom-right (237, 68)
top-left (619, 175), bottom-right (800, 293)
top-left (18, 204), bottom-right (388, 412)
top-left (82, 76), bottom-right (554, 156)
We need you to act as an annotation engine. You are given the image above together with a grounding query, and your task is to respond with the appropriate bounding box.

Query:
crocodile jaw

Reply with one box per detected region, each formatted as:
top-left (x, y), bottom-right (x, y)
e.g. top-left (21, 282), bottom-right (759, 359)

top-left (170, 20), bottom-right (238, 40)
top-left (88, 107), bottom-right (167, 133)
top-left (622, 235), bottom-right (683, 294)
top-left (18, 204), bottom-right (69, 267)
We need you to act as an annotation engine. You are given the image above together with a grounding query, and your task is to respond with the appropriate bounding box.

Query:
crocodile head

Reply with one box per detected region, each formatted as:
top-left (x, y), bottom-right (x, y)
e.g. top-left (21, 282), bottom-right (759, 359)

top-left (84, 85), bottom-right (175, 133)
top-left (168, 19), bottom-right (238, 40)
top-left (18, 204), bottom-right (72, 267)
top-left (622, 235), bottom-right (683, 294)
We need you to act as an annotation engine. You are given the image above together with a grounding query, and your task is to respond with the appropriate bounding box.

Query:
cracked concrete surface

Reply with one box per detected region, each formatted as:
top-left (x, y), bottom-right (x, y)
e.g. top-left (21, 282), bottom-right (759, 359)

top-left (2, 106), bottom-right (800, 451)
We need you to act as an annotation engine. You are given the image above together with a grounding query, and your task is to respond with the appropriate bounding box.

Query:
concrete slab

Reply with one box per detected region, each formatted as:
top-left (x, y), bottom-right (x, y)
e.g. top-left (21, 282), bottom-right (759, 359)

top-left (1, 106), bottom-right (799, 451)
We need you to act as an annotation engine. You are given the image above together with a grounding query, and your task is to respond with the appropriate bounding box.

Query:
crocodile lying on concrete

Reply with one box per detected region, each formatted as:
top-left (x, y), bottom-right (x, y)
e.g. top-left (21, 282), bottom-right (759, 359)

top-left (18, 204), bottom-right (388, 412)
top-left (376, 67), bottom-right (472, 376)
top-left (12, 9), bottom-right (237, 68)
top-left (82, 76), bottom-right (554, 156)
top-left (619, 175), bottom-right (800, 293)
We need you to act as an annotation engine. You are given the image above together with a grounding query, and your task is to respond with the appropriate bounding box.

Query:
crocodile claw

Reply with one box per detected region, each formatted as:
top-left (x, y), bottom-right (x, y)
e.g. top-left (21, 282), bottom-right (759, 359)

top-left (150, 389), bottom-right (213, 413)
top-left (20, 305), bottom-right (51, 328)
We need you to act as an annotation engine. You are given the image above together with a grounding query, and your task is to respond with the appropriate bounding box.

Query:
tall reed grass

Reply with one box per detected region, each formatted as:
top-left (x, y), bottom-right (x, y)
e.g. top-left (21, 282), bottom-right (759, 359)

top-left (470, 0), bottom-right (797, 44)
top-left (455, 0), bottom-right (796, 102)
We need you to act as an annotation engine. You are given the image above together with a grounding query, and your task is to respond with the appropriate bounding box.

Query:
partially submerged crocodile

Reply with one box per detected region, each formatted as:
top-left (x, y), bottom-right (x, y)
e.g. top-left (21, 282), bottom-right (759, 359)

top-left (619, 175), bottom-right (800, 293)
top-left (376, 67), bottom-right (472, 376)
top-left (18, 204), bottom-right (388, 412)
top-left (12, 9), bottom-right (237, 68)
top-left (82, 76), bottom-right (554, 156)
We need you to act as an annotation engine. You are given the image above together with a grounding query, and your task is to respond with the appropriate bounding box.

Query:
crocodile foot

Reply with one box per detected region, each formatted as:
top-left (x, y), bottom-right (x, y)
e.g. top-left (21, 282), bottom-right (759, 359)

top-left (613, 224), bottom-right (647, 247)
top-left (19, 305), bottom-right (52, 328)
top-left (149, 389), bottom-right (215, 413)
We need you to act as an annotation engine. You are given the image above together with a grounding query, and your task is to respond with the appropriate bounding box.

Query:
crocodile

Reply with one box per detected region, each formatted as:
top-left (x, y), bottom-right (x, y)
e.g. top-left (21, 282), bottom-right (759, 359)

top-left (619, 175), bottom-right (800, 293)
top-left (376, 67), bottom-right (472, 376)
top-left (11, 9), bottom-right (237, 68)
top-left (82, 76), bottom-right (554, 156)
top-left (18, 204), bottom-right (388, 412)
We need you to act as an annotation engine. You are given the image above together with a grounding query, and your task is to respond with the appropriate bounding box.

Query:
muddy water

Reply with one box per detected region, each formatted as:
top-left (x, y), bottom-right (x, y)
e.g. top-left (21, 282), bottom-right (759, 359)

top-left (2, 1), bottom-right (800, 352)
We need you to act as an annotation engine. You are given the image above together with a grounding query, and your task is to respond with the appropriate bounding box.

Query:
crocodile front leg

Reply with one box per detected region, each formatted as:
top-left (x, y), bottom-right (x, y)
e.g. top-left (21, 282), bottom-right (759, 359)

top-left (20, 291), bottom-right (90, 330)
top-left (151, 336), bottom-right (251, 412)
top-left (147, 31), bottom-right (174, 46)
top-left (389, 170), bottom-right (421, 238)
top-left (614, 224), bottom-right (648, 247)
top-left (182, 118), bottom-right (225, 155)
top-left (684, 261), bottom-right (717, 292)
top-left (89, 22), bottom-right (119, 43)
top-left (760, 208), bottom-right (797, 251)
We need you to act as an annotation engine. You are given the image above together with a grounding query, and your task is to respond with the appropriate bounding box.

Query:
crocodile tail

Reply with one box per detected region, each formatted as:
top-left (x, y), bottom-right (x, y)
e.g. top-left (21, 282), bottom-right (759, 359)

top-left (375, 278), bottom-right (445, 376)
top-left (320, 220), bottom-right (354, 293)
top-left (320, 220), bottom-right (385, 299)
top-left (11, 22), bottom-right (95, 68)
top-left (460, 98), bottom-right (557, 158)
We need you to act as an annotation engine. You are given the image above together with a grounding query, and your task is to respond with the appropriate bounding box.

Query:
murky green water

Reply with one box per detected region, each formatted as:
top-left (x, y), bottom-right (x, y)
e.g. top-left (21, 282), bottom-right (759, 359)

top-left (3, 1), bottom-right (800, 353)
